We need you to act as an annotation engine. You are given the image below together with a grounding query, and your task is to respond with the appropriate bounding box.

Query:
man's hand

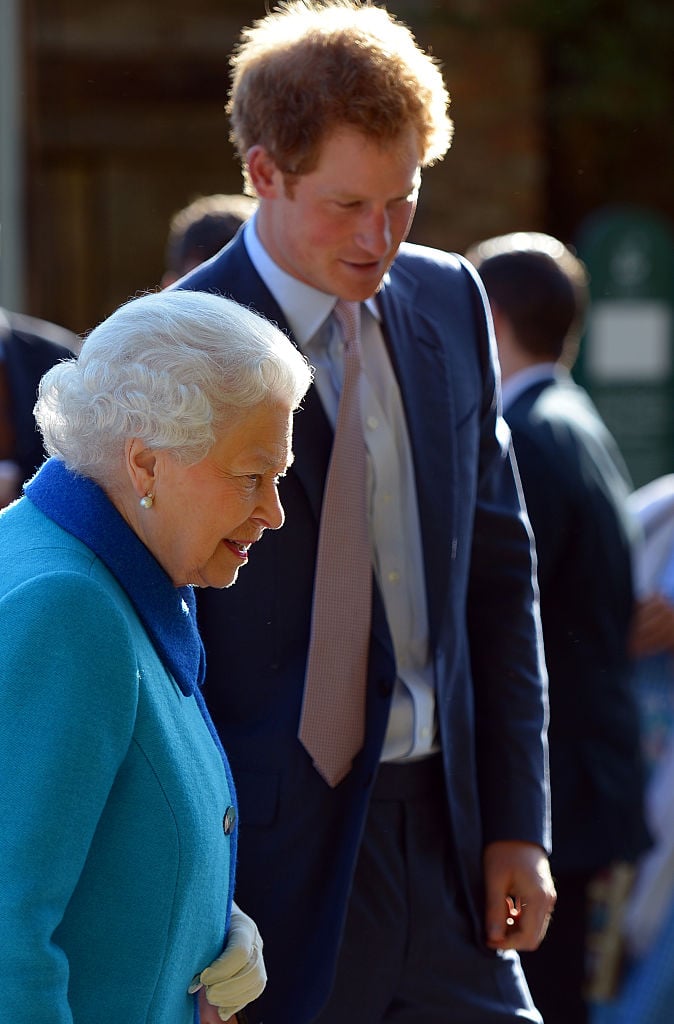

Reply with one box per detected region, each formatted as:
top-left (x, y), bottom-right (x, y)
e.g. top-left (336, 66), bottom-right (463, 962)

top-left (629, 595), bottom-right (674, 657)
top-left (483, 840), bottom-right (556, 951)
top-left (198, 989), bottom-right (238, 1024)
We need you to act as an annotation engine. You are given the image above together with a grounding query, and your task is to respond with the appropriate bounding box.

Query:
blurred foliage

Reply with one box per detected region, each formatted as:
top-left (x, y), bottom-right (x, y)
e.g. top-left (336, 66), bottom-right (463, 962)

top-left (506, 0), bottom-right (674, 231)
top-left (497, 0), bottom-right (667, 124)
top-left (390, 0), bottom-right (674, 230)
top-left (507, 0), bottom-right (674, 124)
top-left (394, 0), bottom-right (673, 125)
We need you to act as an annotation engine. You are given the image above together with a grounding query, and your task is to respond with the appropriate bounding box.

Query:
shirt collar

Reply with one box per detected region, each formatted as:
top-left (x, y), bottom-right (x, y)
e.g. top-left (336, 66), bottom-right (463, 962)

top-left (501, 362), bottom-right (564, 412)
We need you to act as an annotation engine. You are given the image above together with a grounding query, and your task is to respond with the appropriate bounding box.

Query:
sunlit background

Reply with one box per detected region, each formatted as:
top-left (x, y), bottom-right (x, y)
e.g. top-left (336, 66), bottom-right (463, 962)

top-left (1, 0), bottom-right (672, 484)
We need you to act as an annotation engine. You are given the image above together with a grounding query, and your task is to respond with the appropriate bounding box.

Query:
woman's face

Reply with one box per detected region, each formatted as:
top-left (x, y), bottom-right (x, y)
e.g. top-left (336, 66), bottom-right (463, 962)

top-left (136, 399), bottom-right (294, 589)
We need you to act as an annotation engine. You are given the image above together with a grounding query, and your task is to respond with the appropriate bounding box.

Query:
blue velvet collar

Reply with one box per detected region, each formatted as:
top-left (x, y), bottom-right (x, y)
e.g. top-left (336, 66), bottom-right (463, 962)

top-left (25, 458), bottom-right (206, 698)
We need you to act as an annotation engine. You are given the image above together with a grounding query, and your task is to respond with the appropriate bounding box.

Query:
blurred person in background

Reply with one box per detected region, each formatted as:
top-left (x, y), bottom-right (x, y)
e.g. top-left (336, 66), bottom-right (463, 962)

top-left (161, 193), bottom-right (257, 286)
top-left (0, 302), bottom-right (78, 508)
top-left (628, 474), bottom-right (674, 770)
top-left (468, 231), bottom-right (651, 1024)
top-left (593, 473), bottom-right (674, 1024)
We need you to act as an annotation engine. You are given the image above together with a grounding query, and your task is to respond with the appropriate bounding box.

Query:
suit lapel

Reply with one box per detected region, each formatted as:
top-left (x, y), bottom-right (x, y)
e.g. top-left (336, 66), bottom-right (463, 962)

top-left (377, 271), bottom-right (457, 643)
top-left (187, 238), bottom-right (458, 639)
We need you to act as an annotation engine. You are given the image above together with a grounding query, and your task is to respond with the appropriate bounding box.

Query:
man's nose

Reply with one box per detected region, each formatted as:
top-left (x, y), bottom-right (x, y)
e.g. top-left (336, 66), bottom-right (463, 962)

top-left (356, 209), bottom-right (392, 256)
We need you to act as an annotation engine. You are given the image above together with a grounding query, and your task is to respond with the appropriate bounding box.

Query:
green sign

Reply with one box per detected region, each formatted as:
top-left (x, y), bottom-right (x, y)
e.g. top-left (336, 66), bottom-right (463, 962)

top-left (575, 205), bottom-right (674, 488)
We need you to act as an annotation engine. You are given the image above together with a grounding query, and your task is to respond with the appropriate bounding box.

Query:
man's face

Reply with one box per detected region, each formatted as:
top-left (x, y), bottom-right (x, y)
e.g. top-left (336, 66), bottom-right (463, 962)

top-left (252, 125), bottom-right (421, 301)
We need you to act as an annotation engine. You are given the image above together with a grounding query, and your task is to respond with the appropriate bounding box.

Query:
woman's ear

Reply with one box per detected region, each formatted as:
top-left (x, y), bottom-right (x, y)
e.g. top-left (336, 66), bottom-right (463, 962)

top-left (124, 437), bottom-right (157, 499)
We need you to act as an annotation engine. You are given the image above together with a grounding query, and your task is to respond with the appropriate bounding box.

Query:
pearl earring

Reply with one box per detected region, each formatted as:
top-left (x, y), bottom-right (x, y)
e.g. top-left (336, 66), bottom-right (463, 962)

top-left (140, 492), bottom-right (154, 509)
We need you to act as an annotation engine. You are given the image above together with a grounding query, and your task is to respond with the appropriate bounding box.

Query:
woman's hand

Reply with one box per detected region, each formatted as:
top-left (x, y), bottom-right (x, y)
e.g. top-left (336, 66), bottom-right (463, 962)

top-left (189, 902), bottom-right (266, 1021)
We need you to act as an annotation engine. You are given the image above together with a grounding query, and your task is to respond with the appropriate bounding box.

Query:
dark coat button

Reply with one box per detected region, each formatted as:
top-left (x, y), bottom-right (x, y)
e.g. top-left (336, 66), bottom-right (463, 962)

top-left (378, 679), bottom-right (393, 698)
top-left (223, 805), bottom-right (237, 835)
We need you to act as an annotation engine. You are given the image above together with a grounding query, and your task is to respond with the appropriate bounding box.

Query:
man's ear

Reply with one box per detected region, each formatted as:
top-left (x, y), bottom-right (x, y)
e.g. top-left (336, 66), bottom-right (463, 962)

top-left (124, 437), bottom-right (157, 499)
top-left (247, 145), bottom-right (283, 198)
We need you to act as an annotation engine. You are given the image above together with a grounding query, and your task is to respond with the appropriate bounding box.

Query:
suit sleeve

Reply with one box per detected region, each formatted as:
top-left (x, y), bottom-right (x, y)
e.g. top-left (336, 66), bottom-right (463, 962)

top-left (462, 265), bottom-right (551, 853)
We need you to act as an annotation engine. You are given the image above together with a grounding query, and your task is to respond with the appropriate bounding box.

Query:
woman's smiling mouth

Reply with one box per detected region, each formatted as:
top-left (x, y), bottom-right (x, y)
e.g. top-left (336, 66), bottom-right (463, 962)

top-left (223, 539), bottom-right (252, 560)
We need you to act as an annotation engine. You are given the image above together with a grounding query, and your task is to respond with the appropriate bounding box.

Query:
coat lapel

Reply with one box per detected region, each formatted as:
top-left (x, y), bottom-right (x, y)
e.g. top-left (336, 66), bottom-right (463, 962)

top-left (377, 269), bottom-right (458, 644)
top-left (186, 237), bottom-right (458, 640)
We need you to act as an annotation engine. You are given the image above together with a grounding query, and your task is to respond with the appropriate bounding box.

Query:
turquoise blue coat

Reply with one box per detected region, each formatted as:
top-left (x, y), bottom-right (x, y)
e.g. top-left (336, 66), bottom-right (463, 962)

top-left (0, 498), bottom-right (235, 1023)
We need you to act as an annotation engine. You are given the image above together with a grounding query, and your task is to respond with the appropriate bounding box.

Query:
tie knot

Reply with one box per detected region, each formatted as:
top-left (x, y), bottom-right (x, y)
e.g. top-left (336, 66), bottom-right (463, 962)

top-left (333, 300), bottom-right (361, 350)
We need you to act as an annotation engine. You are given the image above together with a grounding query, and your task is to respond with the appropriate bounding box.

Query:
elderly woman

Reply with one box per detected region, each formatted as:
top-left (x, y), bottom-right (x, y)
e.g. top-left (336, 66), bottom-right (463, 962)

top-left (0, 289), bottom-right (311, 1023)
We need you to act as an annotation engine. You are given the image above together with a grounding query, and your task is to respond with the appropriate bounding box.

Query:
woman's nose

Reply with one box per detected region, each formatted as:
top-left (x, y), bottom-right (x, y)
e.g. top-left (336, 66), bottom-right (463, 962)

top-left (256, 482), bottom-right (285, 531)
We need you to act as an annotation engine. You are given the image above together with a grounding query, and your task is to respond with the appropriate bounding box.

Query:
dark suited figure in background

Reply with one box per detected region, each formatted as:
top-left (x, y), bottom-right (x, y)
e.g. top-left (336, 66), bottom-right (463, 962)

top-left (176, 4), bottom-right (556, 1022)
top-left (0, 305), bottom-right (78, 508)
top-left (470, 233), bottom-right (651, 1024)
top-left (161, 193), bottom-right (257, 286)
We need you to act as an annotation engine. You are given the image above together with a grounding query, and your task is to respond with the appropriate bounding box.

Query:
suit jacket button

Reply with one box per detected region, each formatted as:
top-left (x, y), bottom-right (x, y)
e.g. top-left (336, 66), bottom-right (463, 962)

top-left (223, 805), bottom-right (237, 835)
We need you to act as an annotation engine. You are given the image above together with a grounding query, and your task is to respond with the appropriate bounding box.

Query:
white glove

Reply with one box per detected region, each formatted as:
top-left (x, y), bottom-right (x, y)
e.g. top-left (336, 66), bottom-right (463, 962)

top-left (189, 902), bottom-right (266, 1021)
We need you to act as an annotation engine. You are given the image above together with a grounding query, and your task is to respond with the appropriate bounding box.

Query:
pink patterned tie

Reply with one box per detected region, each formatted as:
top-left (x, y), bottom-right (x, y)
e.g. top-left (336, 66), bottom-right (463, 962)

top-left (299, 300), bottom-right (372, 787)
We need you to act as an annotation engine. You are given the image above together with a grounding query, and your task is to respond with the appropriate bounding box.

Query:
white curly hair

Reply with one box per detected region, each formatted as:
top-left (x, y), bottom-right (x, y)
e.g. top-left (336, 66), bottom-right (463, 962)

top-left (35, 289), bottom-right (312, 477)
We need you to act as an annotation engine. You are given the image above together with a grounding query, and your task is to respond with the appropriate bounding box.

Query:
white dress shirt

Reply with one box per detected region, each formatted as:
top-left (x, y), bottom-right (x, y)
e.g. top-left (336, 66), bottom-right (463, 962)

top-left (244, 216), bottom-right (438, 761)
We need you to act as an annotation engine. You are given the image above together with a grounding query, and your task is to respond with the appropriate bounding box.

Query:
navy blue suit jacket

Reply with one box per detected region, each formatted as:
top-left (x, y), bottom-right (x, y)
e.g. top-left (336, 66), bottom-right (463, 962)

top-left (0, 308), bottom-right (77, 484)
top-left (177, 233), bottom-right (550, 1022)
top-left (505, 374), bottom-right (650, 874)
